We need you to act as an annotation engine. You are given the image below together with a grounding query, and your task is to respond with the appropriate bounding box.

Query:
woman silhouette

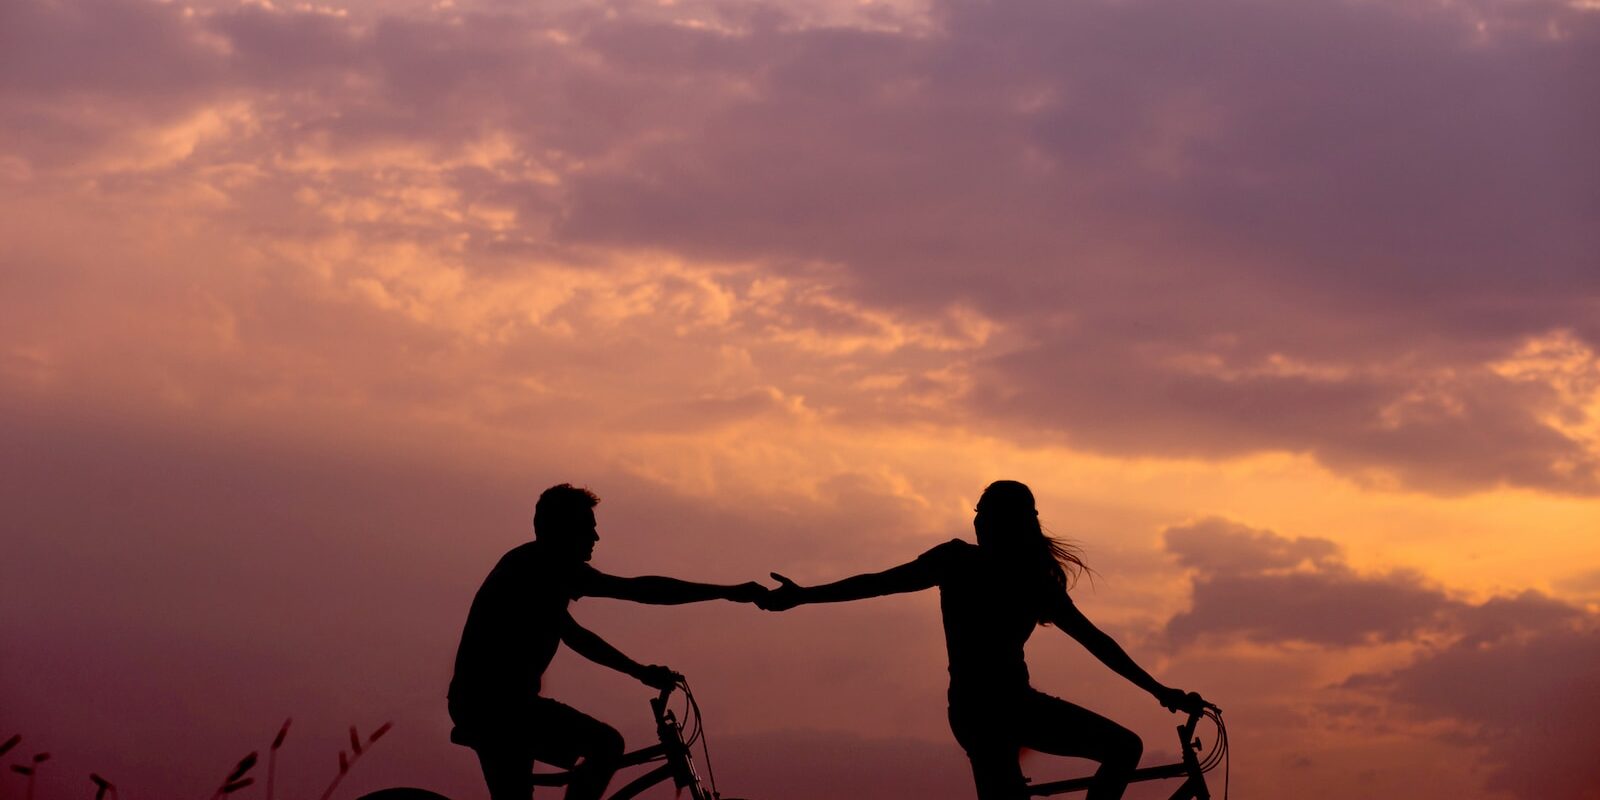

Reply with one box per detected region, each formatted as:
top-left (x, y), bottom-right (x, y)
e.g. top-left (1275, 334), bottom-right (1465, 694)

top-left (759, 480), bottom-right (1206, 800)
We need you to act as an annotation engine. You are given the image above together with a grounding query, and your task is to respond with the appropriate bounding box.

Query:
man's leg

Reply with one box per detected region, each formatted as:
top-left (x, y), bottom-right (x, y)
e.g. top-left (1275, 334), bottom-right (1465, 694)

top-left (527, 698), bottom-right (625, 800)
top-left (472, 744), bottom-right (534, 800)
top-left (561, 725), bottom-right (623, 800)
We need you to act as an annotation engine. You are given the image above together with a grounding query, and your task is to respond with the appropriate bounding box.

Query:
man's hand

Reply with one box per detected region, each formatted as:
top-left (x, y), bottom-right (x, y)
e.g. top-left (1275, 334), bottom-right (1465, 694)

top-left (637, 664), bottom-right (683, 692)
top-left (727, 582), bottom-right (769, 603)
top-left (1156, 686), bottom-right (1211, 715)
top-left (756, 573), bottom-right (805, 611)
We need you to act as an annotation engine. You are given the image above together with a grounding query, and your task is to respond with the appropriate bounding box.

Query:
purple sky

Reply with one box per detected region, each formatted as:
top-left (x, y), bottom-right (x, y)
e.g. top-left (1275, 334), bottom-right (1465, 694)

top-left (2, 0), bottom-right (1598, 798)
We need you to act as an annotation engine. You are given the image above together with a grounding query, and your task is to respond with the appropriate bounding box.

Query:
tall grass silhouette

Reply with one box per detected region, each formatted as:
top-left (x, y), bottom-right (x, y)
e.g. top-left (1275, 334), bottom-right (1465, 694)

top-left (2, 718), bottom-right (394, 800)
top-left (267, 718), bottom-right (291, 800)
top-left (208, 751), bottom-right (258, 800)
top-left (8, 750), bottom-right (50, 800)
top-left (316, 723), bottom-right (393, 800)
top-left (90, 773), bottom-right (118, 800)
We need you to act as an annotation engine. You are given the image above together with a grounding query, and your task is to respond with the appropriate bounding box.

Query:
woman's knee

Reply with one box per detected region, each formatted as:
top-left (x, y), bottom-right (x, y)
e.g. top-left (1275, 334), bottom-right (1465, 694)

top-left (1109, 726), bottom-right (1142, 768)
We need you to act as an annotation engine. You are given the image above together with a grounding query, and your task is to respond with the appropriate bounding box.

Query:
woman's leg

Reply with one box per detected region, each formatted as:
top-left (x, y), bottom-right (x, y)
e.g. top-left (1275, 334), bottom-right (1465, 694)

top-left (949, 699), bottom-right (1029, 800)
top-left (1015, 692), bottom-right (1142, 800)
top-left (964, 746), bottom-right (1031, 800)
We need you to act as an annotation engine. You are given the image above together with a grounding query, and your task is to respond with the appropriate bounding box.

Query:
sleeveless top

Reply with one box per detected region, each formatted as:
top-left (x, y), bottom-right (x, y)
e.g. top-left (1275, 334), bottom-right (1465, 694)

top-left (915, 539), bottom-right (1073, 700)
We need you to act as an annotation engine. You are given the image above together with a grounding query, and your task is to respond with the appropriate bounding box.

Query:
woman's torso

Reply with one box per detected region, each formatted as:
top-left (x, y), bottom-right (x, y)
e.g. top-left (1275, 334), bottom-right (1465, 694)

top-left (925, 540), bottom-right (1047, 701)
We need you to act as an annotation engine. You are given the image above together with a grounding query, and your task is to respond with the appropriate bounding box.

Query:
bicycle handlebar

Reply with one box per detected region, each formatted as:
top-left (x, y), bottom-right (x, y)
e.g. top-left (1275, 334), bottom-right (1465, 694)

top-left (650, 684), bottom-right (678, 719)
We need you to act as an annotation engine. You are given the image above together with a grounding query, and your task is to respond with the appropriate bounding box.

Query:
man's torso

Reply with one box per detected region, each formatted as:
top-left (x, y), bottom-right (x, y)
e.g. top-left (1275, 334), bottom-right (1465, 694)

top-left (449, 541), bottom-right (597, 709)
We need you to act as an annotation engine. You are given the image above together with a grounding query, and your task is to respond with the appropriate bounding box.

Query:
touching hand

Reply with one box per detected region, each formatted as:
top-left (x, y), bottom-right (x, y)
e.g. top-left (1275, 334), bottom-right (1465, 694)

top-left (756, 572), bottom-right (805, 611)
top-left (727, 581), bottom-right (769, 603)
top-left (638, 664), bottom-right (683, 692)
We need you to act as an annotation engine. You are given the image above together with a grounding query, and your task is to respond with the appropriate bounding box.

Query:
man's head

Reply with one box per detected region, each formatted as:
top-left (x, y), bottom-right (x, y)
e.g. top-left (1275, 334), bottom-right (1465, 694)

top-left (533, 483), bottom-right (601, 561)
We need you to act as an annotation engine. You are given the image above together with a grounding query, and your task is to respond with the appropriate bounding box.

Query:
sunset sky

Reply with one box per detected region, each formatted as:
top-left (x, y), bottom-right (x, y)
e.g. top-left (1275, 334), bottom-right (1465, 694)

top-left (2, 0), bottom-right (1598, 798)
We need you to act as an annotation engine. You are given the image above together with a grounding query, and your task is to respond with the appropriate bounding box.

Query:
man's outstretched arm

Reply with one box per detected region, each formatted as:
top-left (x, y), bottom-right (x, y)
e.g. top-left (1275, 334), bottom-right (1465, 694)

top-left (560, 613), bottom-right (679, 689)
top-left (586, 572), bottom-right (766, 604)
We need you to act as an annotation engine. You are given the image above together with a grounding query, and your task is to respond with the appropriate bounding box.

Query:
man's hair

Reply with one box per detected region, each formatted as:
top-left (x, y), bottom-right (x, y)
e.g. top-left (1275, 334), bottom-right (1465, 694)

top-left (533, 483), bottom-right (601, 539)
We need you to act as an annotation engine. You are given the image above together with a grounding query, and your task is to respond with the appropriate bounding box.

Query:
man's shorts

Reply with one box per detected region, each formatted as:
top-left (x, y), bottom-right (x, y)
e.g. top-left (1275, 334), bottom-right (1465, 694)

top-left (449, 695), bottom-right (619, 768)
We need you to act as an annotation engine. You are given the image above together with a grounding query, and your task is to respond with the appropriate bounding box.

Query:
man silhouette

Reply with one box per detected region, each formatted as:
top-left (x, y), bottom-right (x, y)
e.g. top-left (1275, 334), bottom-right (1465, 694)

top-left (448, 484), bottom-right (765, 800)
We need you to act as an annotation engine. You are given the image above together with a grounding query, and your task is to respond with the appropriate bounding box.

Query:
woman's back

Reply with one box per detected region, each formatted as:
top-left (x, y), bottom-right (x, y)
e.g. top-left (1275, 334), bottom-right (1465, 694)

top-left (918, 539), bottom-right (1058, 696)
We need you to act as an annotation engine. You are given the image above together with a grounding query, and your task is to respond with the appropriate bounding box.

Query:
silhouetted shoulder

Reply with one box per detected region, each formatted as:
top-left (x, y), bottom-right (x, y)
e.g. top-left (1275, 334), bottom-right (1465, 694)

top-left (914, 538), bottom-right (975, 583)
top-left (488, 541), bottom-right (599, 600)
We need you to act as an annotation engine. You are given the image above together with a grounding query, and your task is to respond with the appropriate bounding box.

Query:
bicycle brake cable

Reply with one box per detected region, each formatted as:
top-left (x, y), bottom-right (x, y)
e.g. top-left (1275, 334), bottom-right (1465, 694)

top-left (680, 680), bottom-right (723, 798)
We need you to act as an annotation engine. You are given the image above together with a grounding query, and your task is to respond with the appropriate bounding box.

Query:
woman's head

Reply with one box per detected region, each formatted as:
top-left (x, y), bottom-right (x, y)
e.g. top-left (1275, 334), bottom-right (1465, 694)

top-left (974, 480), bottom-right (1088, 603)
top-left (974, 479), bottom-right (1038, 546)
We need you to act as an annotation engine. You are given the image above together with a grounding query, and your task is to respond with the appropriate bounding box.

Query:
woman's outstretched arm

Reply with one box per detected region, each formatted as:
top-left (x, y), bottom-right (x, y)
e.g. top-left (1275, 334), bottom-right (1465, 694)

top-left (760, 559), bottom-right (937, 611)
top-left (1051, 596), bottom-right (1194, 711)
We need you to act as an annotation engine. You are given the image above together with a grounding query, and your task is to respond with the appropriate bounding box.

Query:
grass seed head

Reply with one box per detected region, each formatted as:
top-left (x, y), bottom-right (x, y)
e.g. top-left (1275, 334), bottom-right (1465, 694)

top-left (225, 752), bottom-right (258, 783)
top-left (272, 719), bottom-right (292, 751)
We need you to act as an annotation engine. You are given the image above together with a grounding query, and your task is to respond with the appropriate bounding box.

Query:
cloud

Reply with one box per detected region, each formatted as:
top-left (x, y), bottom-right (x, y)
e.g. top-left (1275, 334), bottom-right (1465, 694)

top-left (1344, 610), bottom-right (1600, 800)
top-left (1161, 518), bottom-right (1596, 649)
top-left (974, 334), bottom-right (1600, 495)
top-left (1164, 517), bottom-right (1341, 574)
top-left (554, 0), bottom-right (1600, 494)
top-left (1162, 518), bottom-right (1459, 646)
top-left (1161, 516), bottom-right (1600, 799)
top-left (4, 0), bottom-right (1597, 495)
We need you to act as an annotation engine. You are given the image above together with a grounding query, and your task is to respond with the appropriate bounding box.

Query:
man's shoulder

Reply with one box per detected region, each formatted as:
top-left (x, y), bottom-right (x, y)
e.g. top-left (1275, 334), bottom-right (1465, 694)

top-left (497, 542), bottom-right (599, 585)
top-left (492, 541), bottom-right (543, 571)
top-left (490, 541), bottom-right (570, 579)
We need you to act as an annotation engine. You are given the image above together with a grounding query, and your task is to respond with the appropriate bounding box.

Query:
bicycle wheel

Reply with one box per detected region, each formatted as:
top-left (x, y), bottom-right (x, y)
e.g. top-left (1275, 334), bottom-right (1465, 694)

top-left (352, 788), bottom-right (454, 800)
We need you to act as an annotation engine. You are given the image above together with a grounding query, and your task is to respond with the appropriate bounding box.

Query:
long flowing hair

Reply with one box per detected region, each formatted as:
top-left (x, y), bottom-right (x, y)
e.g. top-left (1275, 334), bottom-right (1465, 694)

top-left (977, 480), bottom-right (1090, 622)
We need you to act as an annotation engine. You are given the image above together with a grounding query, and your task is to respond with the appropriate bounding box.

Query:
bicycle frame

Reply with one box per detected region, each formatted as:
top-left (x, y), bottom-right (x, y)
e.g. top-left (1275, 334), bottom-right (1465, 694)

top-left (360, 685), bottom-right (732, 800)
top-left (1026, 707), bottom-right (1220, 799)
top-left (523, 685), bottom-right (713, 800)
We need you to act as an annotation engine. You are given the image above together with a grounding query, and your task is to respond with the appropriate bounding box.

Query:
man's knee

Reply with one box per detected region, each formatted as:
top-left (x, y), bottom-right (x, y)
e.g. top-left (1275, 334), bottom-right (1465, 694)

top-left (582, 723), bottom-right (625, 766)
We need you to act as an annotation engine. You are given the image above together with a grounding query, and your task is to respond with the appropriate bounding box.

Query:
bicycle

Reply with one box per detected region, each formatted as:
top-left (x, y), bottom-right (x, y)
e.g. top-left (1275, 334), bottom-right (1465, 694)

top-left (1026, 703), bottom-right (1228, 799)
top-left (353, 680), bottom-right (750, 800)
